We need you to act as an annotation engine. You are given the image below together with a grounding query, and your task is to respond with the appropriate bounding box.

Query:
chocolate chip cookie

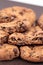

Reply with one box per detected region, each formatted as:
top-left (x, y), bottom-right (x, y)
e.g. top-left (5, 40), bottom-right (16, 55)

top-left (9, 26), bottom-right (43, 45)
top-left (38, 14), bottom-right (43, 30)
top-left (25, 26), bottom-right (43, 44)
top-left (0, 44), bottom-right (19, 60)
top-left (0, 30), bottom-right (9, 44)
top-left (0, 21), bottom-right (17, 34)
top-left (0, 6), bottom-right (36, 32)
top-left (20, 46), bottom-right (43, 62)
top-left (8, 32), bottom-right (25, 45)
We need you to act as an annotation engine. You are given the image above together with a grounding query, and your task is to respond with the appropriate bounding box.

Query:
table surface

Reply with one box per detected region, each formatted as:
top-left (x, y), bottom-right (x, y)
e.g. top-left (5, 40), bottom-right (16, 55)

top-left (0, 0), bottom-right (43, 65)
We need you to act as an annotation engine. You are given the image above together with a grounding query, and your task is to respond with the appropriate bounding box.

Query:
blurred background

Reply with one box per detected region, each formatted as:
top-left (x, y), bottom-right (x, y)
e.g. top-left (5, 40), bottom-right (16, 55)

top-left (9, 0), bottom-right (43, 6)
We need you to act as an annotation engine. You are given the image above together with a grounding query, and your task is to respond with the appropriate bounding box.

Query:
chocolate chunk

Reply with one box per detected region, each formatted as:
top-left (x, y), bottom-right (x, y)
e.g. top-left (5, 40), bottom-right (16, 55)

top-left (18, 38), bottom-right (21, 41)
top-left (12, 15), bottom-right (16, 18)
top-left (19, 12), bottom-right (24, 15)
top-left (36, 56), bottom-right (39, 58)
top-left (32, 37), bottom-right (38, 40)
top-left (3, 36), bottom-right (8, 42)
top-left (1, 26), bottom-right (6, 30)
top-left (13, 48), bottom-right (18, 56)
top-left (11, 37), bottom-right (16, 41)
top-left (39, 38), bottom-right (42, 40)
top-left (3, 16), bottom-right (9, 19)
top-left (19, 22), bottom-right (27, 31)
top-left (32, 37), bottom-right (43, 41)
top-left (2, 16), bottom-right (11, 22)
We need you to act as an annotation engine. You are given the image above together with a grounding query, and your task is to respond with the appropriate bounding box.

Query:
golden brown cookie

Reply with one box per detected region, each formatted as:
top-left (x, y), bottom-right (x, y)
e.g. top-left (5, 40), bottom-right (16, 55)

top-left (8, 32), bottom-right (25, 45)
top-left (0, 30), bottom-right (9, 44)
top-left (25, 26), bottom-right (43, 44)
top-left (0, 44), bottom-right (19, 60)
top-left (20, 46), bottom-right (43, 62)
top-left (38, 14), bottom-right (43, 30)
top-left (0, 6), bottom-right (36, 33)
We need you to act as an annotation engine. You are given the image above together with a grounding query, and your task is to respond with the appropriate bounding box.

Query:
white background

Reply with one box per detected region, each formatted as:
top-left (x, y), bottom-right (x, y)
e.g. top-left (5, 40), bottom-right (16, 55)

top-left (10, 0), bottom-right (43, 7)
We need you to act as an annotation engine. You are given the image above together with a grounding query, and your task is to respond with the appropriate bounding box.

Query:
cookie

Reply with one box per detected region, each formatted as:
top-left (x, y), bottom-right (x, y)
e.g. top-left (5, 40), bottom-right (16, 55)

top-left (8, 32), bottom-right (25, 45)
top-left (0, 6), bottom-right (36, 32)
top-left (0, 7), bottom-right (18, 23)
top-left (0, 44), bottom-right (19, 60)
top-left (25, 26), bottom-right (43, 44)
top-left (20, 46), bottom-right (43, 62)
top-left (9, 26), bottom-right (43, 45)
top-left (0, 21), bottom-right (17, 34)
top-left (38, 14), bottom-right (43, 30)
top-left (0, 30), bottom-right (9, 44)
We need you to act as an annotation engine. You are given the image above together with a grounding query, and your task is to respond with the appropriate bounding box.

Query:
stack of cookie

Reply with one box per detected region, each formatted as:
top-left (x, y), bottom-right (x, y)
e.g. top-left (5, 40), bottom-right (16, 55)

top-left (0, 6), bottom-right (43, 62)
